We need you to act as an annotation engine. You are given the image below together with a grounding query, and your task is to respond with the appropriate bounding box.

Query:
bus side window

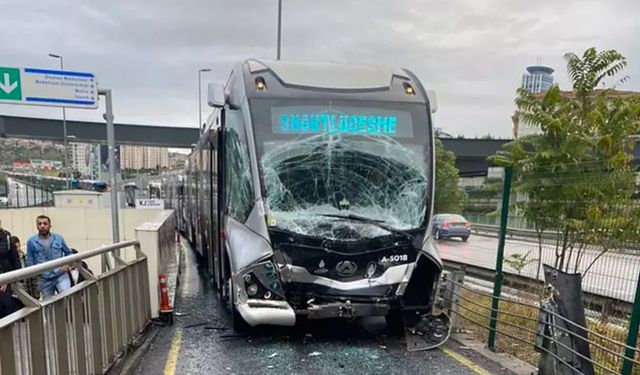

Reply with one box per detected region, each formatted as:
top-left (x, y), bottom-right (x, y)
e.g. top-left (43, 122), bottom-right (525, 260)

top-left (224, 110), bottom-right (254, 221)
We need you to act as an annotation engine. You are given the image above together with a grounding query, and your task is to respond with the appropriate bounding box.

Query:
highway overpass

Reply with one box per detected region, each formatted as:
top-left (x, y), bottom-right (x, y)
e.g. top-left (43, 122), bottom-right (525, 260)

top-left (0, 115), bottom-right (510, 176)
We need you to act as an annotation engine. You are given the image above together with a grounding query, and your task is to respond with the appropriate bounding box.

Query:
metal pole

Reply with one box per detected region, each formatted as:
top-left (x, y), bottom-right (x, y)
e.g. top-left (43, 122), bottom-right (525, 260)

top-left (487, 166), bottom-right (512, 351)
top-left (276, 0), bottom-right (282, 60)
top-left (621, 270), bottom-right (640, 374)
top-left (15, 184), bottom-right (19, 208)
top-left (198, 69), bottom-right (211, 134)
top-left (59, 59), bottom-right (70, 190)
top-left (198, 71), bottom-right (202, 134)
top-left (32, 184), bottom-right (36, 207)
top-left (99, 89), bottom-right (120, 244)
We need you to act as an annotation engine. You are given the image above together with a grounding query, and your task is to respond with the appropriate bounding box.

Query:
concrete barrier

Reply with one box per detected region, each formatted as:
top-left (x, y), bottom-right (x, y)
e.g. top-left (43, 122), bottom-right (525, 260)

top-left (0, 207), bottom-right (162, 273)
top-left (135, 210), bottom-right (177, 318)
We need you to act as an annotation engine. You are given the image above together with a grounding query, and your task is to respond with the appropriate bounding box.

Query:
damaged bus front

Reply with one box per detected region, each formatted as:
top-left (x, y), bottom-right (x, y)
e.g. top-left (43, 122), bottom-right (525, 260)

top-left (206, 60), bottom-right (443, 331)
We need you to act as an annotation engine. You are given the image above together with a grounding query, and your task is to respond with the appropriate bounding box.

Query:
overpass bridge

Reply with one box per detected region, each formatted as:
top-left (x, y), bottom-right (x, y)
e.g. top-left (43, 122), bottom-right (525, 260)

top-left (0, 115), bottom-right (508, 176)
top-left (5, 114), bottom-right (639, 177)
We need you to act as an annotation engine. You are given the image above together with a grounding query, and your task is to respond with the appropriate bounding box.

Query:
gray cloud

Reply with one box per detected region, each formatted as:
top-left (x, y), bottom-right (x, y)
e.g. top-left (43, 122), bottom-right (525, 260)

top-left (1, 0), bottom-right (638, 138)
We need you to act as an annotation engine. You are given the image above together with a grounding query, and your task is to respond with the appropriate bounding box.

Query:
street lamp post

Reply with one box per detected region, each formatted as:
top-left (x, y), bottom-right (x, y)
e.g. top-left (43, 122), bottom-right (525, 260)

top-left (277, 0), bottom-right (282, 60)
top-left (48, 53), bottom-right (70, 189)
top-left (198, 68), bottom-right (212, 134)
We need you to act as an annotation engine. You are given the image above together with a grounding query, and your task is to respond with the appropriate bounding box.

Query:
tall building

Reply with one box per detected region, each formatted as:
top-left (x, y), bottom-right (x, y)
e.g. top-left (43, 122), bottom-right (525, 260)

top-left (121, 145), bottom-right (145, 170)
top-left (120, 145), bottom-right (170, 170)
top-left (69, 142), bottom-right (89, 176)
top-left (521, 65), bottom-right (554, 94)
top-left (514, 65), bottom-right (555, 138)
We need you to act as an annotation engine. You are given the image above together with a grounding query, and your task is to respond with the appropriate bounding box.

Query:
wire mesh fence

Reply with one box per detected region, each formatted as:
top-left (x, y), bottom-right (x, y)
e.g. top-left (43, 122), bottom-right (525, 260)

top-left (446, 160), bottom-right (640, 374)
top-left (440, 272), bottom-right (640, 374)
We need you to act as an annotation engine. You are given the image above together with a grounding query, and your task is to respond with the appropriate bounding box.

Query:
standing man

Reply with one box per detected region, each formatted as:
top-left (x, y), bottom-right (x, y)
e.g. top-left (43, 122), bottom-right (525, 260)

top-left (26, 215), bottom-right (73, 298)
top-left (0, 220), bottom-right (22, 318)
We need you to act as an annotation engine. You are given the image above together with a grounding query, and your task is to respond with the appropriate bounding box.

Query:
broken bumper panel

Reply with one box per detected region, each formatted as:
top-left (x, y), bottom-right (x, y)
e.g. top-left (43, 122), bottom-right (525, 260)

top-left (297, 300), bottom-right (390, 320)
top-left (236, 299), bottom-right (296, 327)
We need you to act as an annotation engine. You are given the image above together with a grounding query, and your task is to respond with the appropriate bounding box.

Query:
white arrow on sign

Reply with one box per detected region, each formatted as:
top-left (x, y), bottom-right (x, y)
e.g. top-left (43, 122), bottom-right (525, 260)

top-left (0, 73), bottom-right (17, 94)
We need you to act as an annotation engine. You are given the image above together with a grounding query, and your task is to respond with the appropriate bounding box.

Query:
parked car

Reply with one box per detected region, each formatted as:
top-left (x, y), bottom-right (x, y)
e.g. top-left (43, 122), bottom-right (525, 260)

top-left (432, 214), bottom-right (471, 241)
top-left (0, 196), bottom-right (8, 206)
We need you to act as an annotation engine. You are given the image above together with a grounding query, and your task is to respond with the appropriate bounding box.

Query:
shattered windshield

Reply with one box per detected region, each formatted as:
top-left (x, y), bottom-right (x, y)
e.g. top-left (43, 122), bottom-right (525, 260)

top-left (251, 99), bottom-right (431, 242)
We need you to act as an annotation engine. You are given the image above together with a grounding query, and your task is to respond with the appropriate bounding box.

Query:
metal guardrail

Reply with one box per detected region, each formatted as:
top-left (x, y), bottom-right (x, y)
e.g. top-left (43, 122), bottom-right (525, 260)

top-left (0, 240), bottom-right (151, 375)
top-left (442, 259), bottom-right (632, 321)
top-left (472, 223), bottom-right (640, 252)
top-left (472, 223), bottom-right (555, 240)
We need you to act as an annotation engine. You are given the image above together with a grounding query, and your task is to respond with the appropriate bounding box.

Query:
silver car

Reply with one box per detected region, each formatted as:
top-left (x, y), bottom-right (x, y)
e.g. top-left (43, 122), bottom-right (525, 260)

top-left (432, 214), bottom-right (471, 241)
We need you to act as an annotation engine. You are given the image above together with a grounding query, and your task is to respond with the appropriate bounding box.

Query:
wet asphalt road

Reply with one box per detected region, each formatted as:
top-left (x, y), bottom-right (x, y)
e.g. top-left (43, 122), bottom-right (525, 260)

top-left (133, 241), bottom-right (515, 375)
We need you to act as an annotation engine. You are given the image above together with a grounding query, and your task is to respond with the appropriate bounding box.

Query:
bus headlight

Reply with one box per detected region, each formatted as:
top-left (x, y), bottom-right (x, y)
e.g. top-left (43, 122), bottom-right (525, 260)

top-left (240, 260), bottom-right (284, 300)
top-left (247, 284), bottom-right (259, 296)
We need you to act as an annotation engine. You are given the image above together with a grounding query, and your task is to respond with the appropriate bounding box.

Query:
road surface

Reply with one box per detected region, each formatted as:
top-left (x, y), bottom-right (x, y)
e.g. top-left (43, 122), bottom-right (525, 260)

top-left (133, 240), bottom-right (514, 375)
top-left (437, 234), bottom-right (639, 303)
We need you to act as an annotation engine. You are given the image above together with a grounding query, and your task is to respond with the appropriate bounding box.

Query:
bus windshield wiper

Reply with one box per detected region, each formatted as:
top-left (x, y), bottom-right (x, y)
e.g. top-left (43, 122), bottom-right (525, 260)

top-left (319, 213), bottom-right (415, 242)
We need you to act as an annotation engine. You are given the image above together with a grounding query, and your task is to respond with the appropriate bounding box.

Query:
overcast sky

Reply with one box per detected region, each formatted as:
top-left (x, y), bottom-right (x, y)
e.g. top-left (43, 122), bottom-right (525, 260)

top-left (1, 0), bottom-right (639, 138)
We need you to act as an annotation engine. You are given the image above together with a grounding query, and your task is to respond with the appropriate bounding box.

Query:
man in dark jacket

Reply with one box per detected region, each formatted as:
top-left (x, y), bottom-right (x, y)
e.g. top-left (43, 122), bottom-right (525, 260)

top-left (0, 220), bottom-right (23, 318)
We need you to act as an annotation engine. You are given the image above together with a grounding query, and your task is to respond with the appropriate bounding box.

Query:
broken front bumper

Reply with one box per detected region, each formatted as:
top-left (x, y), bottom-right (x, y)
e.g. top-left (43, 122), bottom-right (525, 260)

top-left (297, 300), bottom-right (390, 319)
top-left (236, 299), bottom-right (296, 327)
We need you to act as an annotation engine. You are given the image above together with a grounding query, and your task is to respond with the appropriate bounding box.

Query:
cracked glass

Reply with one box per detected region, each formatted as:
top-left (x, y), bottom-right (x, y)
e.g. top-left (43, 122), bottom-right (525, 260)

top-left (251, 99), bottom-right (431, 241)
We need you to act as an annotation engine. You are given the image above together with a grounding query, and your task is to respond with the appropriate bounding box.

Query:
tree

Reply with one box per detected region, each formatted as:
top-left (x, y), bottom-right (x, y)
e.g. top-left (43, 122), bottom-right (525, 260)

top-left (492, 48), bottom-right (640, 274)
top-left (434, 138), bottom-right (467, 214)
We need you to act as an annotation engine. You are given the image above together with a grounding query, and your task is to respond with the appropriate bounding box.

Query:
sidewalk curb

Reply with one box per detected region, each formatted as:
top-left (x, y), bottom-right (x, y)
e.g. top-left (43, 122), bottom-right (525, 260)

top-left (450, 333), bottom-right (537, 375)
top-left (109, 325), bottom-right (163, 375)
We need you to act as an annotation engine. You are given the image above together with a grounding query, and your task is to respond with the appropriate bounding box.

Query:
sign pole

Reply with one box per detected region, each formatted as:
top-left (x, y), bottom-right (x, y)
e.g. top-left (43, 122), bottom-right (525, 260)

top-left (99, 88), bottom-right (120, 244)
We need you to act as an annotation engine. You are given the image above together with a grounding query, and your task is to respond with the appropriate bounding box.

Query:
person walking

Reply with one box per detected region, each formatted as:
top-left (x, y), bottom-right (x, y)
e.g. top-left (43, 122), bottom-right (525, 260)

top-left (26, 215), bottom-right (73, 299)
top-left (0, 220), bottom-right (22, 318)
top-left (11, 236), bottom-right (39, 299)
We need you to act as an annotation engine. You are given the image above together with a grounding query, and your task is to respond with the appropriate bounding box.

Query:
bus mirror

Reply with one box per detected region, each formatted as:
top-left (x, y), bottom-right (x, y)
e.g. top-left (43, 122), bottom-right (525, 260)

top-left (208, 83), bottom-right (227, 108)
top-left (426, 90), bottom-right (438, 113)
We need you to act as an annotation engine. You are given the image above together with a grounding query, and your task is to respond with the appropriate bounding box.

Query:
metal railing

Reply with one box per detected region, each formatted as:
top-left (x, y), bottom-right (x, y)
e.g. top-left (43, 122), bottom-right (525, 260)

top-left (470, 223), bottom-right (640, 251)
top-left (0, 180), bottom-right (55, 209)
top-left (442, 259), bottom-right (633, 321)
top-left (0, 240), bottom-right (151, 375)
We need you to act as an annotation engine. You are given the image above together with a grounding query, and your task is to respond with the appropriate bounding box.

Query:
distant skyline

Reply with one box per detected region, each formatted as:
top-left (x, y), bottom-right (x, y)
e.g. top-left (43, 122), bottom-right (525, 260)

top-left (0, 0), bottom-right (638, 138)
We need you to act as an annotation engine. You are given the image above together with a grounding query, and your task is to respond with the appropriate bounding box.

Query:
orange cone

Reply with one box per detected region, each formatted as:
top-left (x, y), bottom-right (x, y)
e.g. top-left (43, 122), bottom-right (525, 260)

top-left (159, 273), bottom-right (172, 312)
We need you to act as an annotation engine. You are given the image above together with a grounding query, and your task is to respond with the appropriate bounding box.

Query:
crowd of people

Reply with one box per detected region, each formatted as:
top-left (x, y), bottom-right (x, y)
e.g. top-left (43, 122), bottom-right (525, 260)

top-left (0, 215), bottom-right (90, 319)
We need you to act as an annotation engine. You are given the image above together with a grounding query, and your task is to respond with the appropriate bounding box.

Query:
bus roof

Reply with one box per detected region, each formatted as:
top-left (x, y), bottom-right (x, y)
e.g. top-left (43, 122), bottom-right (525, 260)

top-left (229, 59), bottom-right (434, 107)
top-left (246, 59), bottom-right (411, 91)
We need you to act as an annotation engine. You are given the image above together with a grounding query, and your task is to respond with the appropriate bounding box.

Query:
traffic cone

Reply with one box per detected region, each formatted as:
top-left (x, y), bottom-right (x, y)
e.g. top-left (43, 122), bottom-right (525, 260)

top-left (159, 273), bottom-right (172, 312)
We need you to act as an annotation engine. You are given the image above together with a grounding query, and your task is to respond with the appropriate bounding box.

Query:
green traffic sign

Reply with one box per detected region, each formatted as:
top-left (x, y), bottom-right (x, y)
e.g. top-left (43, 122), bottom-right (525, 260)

top-left (0, 67), bottom-right (21, 101)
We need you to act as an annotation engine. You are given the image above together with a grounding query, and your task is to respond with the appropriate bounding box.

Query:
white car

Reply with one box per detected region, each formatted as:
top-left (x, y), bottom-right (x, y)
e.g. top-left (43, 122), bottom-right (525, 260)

top-left (0, 196), bottom-right (9, 206)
